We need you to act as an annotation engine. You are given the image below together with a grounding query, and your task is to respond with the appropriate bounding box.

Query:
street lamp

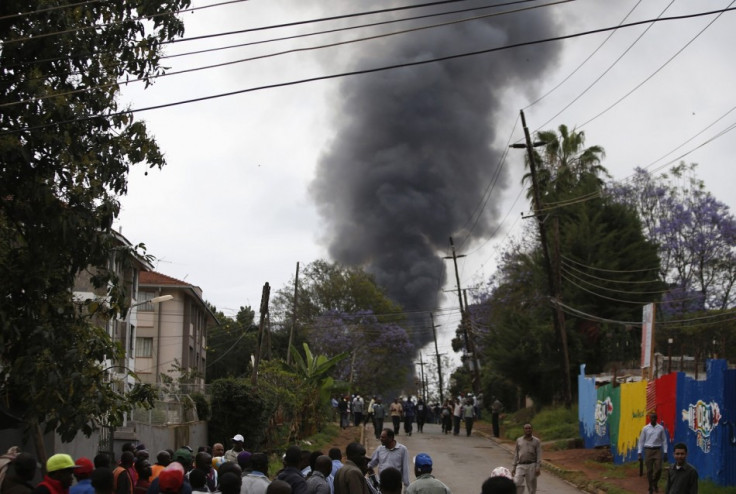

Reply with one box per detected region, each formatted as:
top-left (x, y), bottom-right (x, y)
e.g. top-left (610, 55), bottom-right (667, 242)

top-left (131, 294), bottom-right (174, 308)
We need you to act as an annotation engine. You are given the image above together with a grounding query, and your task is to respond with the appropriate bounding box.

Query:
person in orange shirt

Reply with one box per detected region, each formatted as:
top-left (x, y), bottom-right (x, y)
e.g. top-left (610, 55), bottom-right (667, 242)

top-left (150, 452), bottom-right (171, 482)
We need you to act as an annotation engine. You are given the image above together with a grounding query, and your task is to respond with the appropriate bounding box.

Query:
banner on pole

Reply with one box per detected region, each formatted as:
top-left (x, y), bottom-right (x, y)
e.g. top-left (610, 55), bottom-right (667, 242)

top-left (641, 303), bottom-right (654, 368)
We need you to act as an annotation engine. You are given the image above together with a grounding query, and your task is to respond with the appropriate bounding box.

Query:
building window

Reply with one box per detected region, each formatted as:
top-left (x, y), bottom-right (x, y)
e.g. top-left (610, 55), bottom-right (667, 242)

top-left (137, 291), bottom-right (155, 312)
top-left (136, 337), bottom-right (153, 358)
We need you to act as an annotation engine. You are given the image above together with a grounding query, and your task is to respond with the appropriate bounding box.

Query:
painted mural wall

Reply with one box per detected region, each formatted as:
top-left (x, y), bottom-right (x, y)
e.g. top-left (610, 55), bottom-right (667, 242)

top-left (578, 359), bottom-right (736, 486)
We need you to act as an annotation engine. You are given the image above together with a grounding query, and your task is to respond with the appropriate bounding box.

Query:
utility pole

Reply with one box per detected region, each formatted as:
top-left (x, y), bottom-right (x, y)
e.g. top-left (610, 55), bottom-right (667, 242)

top-left (430, 312), bottom-right (444, 404)
top-left (251, 282), bottom-right (270, 386)
top-left (512, 109), bottom-right (572, 408)
top-left (445, 237), bottom-right (480, 396)
top-left (286, 262), bottom-right (300, 365)
top-left (416, 353), bottom-right (427, 401)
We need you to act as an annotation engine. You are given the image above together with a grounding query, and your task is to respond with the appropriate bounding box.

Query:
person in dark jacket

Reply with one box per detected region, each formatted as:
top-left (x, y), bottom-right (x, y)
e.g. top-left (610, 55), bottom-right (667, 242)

top-left (276, 447), bottom-right (307, 494)
top-left (666, 443), bottom-right (698, 494)
top-left (34, 454), bottom-right (79, 494)
top-left (1, 453), bottom-right (36, 494)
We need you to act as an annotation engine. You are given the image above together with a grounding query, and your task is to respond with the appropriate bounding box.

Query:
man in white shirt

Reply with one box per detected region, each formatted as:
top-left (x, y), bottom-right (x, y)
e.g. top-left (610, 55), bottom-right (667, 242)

top-left (366, 428), bottom-right (411, 488)
top-left (638, 412), bottom-right (668, 494)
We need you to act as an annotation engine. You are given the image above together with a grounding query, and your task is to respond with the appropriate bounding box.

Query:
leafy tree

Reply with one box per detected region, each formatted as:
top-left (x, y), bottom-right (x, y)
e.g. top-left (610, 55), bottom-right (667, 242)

top-left (208, 378), bottom-right (269, 450)
top-left (308, 310), bottom-right (414, 396)
top-left (206, 306), bottom-right (259, 382)
top-left (611, 164), bottom-right (736, 312)
top-left (0, 0), bottom-right (189, 441)
top-left (470, 125), bottom-right (662, 403)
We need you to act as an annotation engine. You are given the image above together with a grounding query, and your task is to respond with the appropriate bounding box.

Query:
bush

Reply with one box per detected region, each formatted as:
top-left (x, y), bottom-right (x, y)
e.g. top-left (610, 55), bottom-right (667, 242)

top-left (190, 392), bottom-right (211, 421)
top-left (208, 378), bottom-right (269, 450)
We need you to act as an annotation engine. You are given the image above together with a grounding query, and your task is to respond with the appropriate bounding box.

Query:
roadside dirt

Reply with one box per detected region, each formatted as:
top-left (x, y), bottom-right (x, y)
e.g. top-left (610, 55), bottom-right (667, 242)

top-left (322, 420), bottom-right (648, 494)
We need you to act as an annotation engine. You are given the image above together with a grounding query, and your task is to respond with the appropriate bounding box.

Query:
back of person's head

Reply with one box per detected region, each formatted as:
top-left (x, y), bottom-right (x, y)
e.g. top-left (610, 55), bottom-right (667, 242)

top-left (94, 453), bottom-right (112, 469)
top-left (135, 458), bottom-right (151, 480)
top-left (13, 453), bottom-right (37, 481)
top-left (159, 464), bottom-right (184, 494)
top-left (266, 479), bottom-right (292, 494)
top-left (299, 450), bottom-right (311, 470)
top-left (218, 461), bottom-right (242, 479)
top-left (188, 469), bottom-right (207, 490)
top-left (315, 456), bottom-right (332, 477)
top-left (345, 443), bottom-right (366, 465)
top-left (195, 452), bottom-right (212, 471)
top-left (481, 476), bottom-right (516, 494)
top-left (91, 468), bottom-right (115, 494)
top-left (284, 446), bottom-right (301, 467)
top-left (156, 451), bottom-right (172, 467)
top-left (328, 448), bottom-right (341, 461)
top-left (219, 472), bottom-right (242, 494)
top-left (120, 451), bottom-right (135, 468)
top-left (122, 443), bottom-right (135, 454)
top-left (379, 467), bottom-right (402, 494)
top-left (250, 453), bottom-right (268, 474)
top-left (308, 451), bottom-right (322, 471)
top-left (236, 451), bottom-right (251, 471)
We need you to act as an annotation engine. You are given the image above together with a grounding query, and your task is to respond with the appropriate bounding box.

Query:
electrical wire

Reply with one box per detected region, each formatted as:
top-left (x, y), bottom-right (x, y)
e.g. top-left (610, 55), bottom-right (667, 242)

top-left (534, 0), bottom-right (677, 132)
top-left (3, 0), bottom-right (573, 110)
top-left (561, 254), bottom-right (660, 274)
top-left (8, 6), bottom-right (735, 137)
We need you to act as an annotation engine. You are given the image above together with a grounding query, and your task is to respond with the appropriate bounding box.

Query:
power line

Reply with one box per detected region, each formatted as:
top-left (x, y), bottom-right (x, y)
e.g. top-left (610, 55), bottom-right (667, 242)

top-left (8, 6), bottom-right (735, 137)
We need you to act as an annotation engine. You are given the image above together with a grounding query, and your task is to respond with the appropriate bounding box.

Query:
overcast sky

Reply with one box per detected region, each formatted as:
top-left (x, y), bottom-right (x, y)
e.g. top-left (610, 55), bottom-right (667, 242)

top-left (117, 0), bottom-right (736, 362)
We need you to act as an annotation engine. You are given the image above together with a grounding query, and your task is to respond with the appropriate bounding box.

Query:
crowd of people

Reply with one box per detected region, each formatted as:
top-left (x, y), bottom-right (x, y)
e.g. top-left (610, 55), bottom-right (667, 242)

top-left (332, 393), bottom-right (486, 439)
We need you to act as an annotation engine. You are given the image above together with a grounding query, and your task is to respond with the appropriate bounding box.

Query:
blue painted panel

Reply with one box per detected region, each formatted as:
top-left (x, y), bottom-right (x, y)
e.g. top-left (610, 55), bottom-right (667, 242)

top-left (578, 364), bottom-right (598, 448)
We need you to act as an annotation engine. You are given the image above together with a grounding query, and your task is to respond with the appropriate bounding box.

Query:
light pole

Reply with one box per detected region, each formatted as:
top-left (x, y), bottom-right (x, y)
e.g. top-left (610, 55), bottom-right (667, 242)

top-left (667, 338), bottom-right (673, 374)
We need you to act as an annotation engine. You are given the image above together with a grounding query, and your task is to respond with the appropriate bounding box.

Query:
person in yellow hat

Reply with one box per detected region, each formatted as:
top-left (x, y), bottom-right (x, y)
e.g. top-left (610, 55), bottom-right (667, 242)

top-left (33, 454), bottom-right (79, 494)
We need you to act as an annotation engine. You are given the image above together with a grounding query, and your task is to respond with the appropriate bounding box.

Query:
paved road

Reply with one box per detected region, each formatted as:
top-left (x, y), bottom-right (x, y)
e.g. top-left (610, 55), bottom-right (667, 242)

top-left (364, 422), bottom-right (583, 494)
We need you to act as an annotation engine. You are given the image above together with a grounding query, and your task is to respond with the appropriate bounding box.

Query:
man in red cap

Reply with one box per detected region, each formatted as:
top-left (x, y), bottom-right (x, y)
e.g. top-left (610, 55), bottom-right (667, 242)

top-left (70, 458), bottom-right (94, 494)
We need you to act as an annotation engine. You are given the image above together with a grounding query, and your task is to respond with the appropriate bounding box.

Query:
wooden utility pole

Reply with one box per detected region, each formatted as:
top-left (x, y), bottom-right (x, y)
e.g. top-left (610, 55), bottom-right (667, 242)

top-left (286, 262), bottom-right (300, 365)
top-left (251, 282), bottom-right (270, 386)
top-left (516, 109), bottom-right (572, 408)
top-left (445, 237), bottom-right (480, 396)
top-left (430, 312), bottom-right (444, 404)
top-left (416, 352), bottom-right (427, 401)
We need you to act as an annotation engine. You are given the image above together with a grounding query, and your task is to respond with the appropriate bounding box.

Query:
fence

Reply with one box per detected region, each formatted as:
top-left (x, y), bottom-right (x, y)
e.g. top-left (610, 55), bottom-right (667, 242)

top-left (578, 359), bottom-right (736, 486)
top-left (131, 395), bottom-right (199, 426)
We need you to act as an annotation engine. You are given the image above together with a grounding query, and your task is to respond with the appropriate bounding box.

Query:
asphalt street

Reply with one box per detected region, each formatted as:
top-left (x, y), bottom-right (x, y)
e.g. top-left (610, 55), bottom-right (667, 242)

top-left (364, 422), bottom-right (584, 494)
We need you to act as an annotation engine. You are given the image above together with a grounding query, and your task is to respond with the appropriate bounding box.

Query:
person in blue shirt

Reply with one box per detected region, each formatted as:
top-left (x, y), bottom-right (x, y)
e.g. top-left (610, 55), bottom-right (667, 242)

top-left (71, 458), bottom-right (95, 494)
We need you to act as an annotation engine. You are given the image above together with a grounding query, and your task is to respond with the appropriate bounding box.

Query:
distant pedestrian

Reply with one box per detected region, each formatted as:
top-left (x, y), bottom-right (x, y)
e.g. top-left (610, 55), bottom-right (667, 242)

top-left (666, 443), bottom-right (697, 494)
top-left (491, 398), bottom-right (504, 438)
top-left (389, 399), bottom-right (403, 436)
top-left (352, 395), bottom-right (365, 428)
top-left (415, 399), bottom-right (427, 433)
top-left (338, 397), bottom-right (350, 430)
top-left (452, 401), bottom-right (462, 436)
top-left (405, 454), bottom-right (450, 494)
top-left (638, 412), bottom-right (668, 494)
top-left (512, 424), bottom-right (541, 494)
top-left (371, 399), bottom-right (386, 440)
top-left (402, 398), bottom-right (415, 437)
top-left (462, 398), bottom-right (476, 437)
top-left (441, 401), bottom-right (452, 434)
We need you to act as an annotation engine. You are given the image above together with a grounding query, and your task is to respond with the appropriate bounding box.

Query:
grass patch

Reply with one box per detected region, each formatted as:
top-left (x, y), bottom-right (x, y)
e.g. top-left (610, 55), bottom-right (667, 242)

top-left (699, 480), bottom-right (736, 494)
top-left (502, 405), bottom-right (579, 442)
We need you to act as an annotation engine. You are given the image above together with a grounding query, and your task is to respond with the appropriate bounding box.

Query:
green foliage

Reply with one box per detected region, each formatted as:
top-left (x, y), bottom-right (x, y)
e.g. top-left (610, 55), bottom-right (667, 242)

top-left (206, 307), bottom-right (259, 382)
top-left (503, 404), bottom-right (579, 441)
top-left (208, 378), bottom-right (269, 450)
top-left (190, 392), bottom-right (211, 421)
top-left (0, 0), bottom-right (189, 441)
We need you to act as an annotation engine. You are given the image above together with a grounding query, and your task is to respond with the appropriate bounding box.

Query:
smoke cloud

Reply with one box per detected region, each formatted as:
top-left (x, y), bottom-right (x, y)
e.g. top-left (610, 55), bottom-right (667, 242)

top-left (311, 2), bottom-right (563, 344)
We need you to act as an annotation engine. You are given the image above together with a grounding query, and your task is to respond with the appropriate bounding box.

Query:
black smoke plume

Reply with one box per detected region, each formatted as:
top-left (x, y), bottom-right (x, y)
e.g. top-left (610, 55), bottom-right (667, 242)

top-left (311, 1), bottom-right (563, 346)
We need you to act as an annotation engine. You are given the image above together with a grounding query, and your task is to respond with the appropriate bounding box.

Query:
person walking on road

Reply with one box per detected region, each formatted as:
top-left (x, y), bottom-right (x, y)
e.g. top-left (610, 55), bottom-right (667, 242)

top-left (512, 424), bottom-right (541, 494)
top-left (406, 453), bottom-right (451, 494)
top-left (452, 400), bottom-right (462, 436)
top-left (415, 399), bottom-right (427, 433)
top-left (462, 397), bottom-right (476, 436)
top-left (441, 400), bottom-right (453, 434)
top-left (367, 429), bottom-right (410, 488)
top-left (371, 398), bottom-right (386, 440)
top-left (665, 443), bottom-right (697, 494)
top-left (638, 412), bottom-right (668, 494)
top-left (352, 394), bottom-right (365, 428)
top-left (389, 398), bottom-right (403, 436)
top-left (403, 397), bottom-right (415, 437)
top-left (491, 398), bottom-right (504, 438)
